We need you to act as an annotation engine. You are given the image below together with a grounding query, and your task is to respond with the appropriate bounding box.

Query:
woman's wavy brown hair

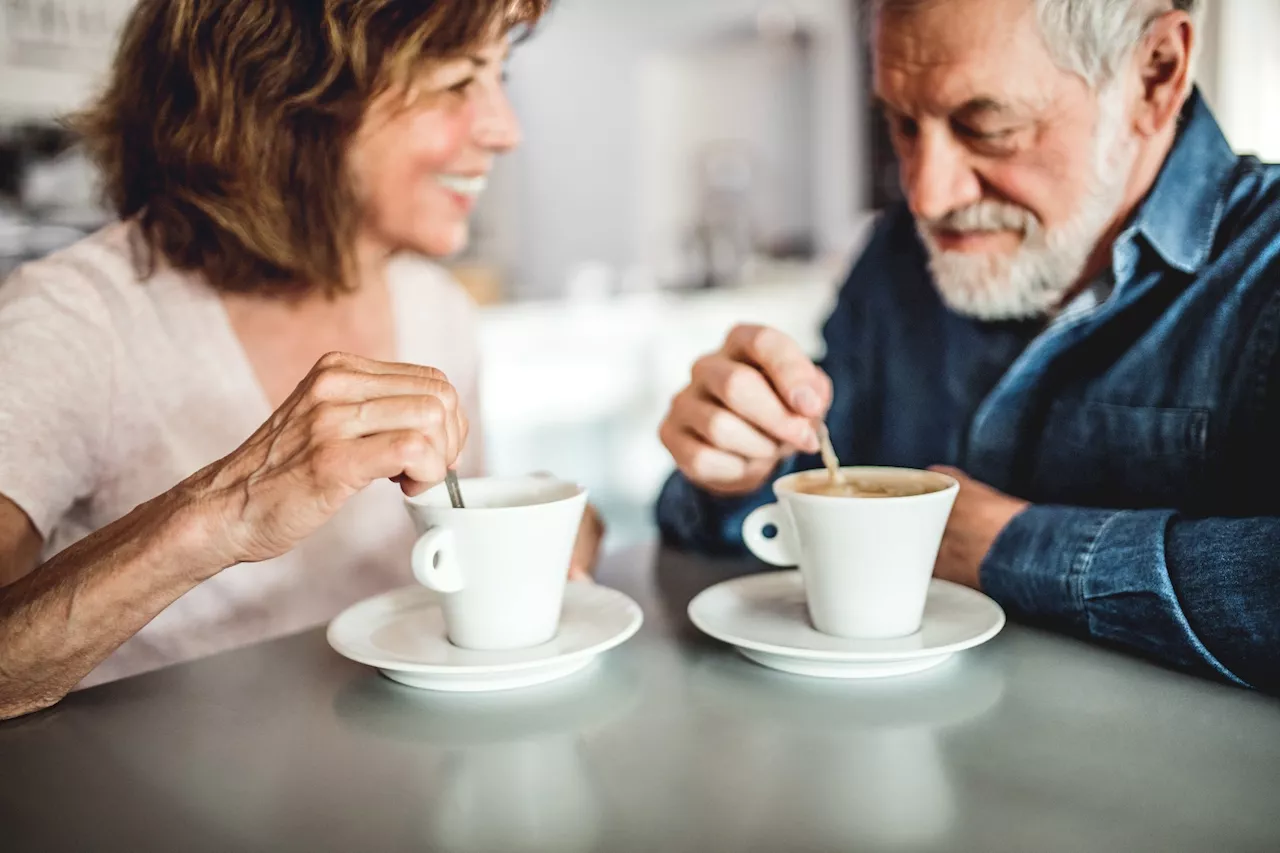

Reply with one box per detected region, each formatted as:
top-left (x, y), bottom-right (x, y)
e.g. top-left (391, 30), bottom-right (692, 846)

top-left (74, 0), bottom-right (549, 297)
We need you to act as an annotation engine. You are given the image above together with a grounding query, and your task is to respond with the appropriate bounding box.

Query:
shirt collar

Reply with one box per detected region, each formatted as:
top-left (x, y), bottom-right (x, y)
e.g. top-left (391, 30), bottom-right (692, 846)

top-left (1119, 87), bottom-right (1238, 276)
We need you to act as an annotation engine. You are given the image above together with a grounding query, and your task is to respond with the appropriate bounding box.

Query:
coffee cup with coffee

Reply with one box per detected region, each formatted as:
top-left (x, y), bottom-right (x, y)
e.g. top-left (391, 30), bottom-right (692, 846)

top-left (741, 467), bottom-right (958, 639)
top-left (404, 474), bottom-right (587, 650)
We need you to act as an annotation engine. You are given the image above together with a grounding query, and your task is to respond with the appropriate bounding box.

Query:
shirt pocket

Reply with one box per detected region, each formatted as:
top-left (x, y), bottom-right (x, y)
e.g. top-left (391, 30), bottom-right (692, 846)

top-left (1029, 400), bottom-right (1209, 508)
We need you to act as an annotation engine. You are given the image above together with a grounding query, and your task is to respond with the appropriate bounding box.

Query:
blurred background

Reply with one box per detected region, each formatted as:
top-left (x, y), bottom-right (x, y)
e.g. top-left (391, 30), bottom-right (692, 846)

top-left (3, 0), bottom-right (1280, 554)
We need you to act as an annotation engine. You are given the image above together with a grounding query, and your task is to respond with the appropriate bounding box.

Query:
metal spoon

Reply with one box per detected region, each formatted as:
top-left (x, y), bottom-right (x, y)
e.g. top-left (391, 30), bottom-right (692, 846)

top-left (444, 469), bottom-right (466, 509)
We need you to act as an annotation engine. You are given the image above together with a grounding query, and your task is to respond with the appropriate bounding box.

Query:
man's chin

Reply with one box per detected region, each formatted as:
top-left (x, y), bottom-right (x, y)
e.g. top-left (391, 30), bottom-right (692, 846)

top-left (928, 253), bottom-right (1063, 321)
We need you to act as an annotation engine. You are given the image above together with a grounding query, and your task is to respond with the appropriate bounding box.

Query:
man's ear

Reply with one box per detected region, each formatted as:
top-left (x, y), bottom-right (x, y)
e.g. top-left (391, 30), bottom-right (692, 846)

top-left (1130, 9), bottom-right (1195, 137)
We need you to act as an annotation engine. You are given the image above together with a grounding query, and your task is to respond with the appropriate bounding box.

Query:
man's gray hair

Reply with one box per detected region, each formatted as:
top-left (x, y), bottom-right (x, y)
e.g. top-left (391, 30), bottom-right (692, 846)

top-left (872, 0), bottom-right (1201, 87)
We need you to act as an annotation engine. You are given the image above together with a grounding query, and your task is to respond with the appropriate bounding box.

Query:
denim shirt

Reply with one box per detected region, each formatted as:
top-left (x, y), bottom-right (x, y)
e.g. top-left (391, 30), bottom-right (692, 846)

top-left (656, 91), bottom-right (1280, 692)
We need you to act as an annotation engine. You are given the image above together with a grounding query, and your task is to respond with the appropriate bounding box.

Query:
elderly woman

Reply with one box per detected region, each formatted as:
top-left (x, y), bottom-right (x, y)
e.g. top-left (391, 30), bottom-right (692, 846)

top-left (0, 0), bottom-right (601, 719)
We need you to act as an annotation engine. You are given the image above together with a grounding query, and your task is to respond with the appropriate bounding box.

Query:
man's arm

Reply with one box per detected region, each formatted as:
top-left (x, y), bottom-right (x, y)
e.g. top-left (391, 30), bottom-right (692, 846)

top-left (979, 295), bottom-right (1280, 693)
top-left (982, 505), bottom-right (1280, 692)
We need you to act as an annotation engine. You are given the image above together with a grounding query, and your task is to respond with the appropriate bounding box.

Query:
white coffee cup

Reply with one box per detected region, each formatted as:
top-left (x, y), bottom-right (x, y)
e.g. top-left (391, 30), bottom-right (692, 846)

top-left (404, 474), bottom-right (587, 650)
top-left (741, 467), bottom-right (959, 639)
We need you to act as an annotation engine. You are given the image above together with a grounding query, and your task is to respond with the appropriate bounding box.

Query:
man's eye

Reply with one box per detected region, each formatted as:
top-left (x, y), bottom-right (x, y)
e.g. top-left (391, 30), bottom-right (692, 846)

top-left (955, 122), bottom-right (1013, 142)
top-left (891, 115), bottom-right (919, 140)
top-left (448, 77), bottom-right (476, 95)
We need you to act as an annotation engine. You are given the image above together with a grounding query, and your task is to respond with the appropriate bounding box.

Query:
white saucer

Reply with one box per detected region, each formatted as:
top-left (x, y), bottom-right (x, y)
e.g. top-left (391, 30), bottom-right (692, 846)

top-left (688, 572), bottom-right (1005, 679)
top-left (327, 582), bottom-right (643, 693)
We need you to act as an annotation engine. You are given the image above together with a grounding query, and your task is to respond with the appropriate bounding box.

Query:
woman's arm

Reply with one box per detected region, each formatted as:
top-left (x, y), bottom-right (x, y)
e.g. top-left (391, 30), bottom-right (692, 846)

top-left (570, 504), bottom-right (606, 581)
top-left (0, 499), bottom-right (43, 588)
top-left (0, 352), bottom-right (467, 720)
top-left (0, 489), bottom-right (214, 719)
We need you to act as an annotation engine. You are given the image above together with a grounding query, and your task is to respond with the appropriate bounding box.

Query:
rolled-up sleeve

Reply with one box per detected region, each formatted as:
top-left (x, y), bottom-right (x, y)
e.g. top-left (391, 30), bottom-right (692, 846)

top-left (982, 504), bottom-right (1280, 691)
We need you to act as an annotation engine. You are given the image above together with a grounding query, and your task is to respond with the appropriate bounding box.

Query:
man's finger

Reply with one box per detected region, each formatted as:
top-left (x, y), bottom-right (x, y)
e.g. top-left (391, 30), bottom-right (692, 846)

top-left (723, 325), bottom-right (830, 418)
top-left (674, 392), bottom-right (783, 460)
top-left (691, 357), bottom-right (819, 452)
top-left (661, 422), bottom-right (751, 485)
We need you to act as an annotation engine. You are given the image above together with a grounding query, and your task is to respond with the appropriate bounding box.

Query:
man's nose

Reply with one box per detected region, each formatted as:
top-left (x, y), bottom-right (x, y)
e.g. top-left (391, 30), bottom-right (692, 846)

top-left (901, 127), bottom-right (983, 222)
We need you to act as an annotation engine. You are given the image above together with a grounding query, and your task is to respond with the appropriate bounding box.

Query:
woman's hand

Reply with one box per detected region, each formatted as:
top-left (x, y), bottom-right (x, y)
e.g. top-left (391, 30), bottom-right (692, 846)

top-left (569, 504), bottom-right (606, 582)
top-left (184, 352), bottom-right (468, 571)
top-left (0, 352), bottom-right (467, 719)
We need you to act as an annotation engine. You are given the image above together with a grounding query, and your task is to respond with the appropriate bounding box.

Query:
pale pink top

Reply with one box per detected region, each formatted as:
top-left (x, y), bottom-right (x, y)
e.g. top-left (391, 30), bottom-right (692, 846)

top-left (0, 222), bottom-right (485, 687)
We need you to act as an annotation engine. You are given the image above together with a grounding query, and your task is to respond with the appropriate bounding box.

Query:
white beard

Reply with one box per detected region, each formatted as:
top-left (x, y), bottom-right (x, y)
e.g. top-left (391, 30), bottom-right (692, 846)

top-left (917, 84), bottom-right (1139, 321)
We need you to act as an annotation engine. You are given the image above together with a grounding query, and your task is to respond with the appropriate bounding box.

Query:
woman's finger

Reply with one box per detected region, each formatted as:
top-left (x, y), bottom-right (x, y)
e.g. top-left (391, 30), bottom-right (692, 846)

top-left (319, 429), bottom-right (451, 497)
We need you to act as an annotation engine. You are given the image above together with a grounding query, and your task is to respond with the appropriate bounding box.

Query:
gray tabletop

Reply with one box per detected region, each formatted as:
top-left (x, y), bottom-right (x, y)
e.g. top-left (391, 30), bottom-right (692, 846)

top-left (2, 542), bottom-right (1279, 853)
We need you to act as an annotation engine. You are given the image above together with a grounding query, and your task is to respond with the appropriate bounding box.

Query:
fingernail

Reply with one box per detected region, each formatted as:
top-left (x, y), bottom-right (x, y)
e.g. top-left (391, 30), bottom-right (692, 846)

top-left (798, 426), bottom-right (819, 452)
top-left (792, 387), bottom-right (820, 415)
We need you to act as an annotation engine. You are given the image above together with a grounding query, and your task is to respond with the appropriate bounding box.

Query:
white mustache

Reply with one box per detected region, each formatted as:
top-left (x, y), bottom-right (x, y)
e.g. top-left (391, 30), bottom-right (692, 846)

top-left (923, 201), bottom-right (1041, 237)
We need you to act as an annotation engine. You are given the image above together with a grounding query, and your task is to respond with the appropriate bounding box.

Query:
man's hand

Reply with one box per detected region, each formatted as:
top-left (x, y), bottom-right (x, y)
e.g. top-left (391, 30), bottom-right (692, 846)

top-left (660, 324), bottom-right (832, 496)
top-left (928, 466), bottom-right (1029, 589)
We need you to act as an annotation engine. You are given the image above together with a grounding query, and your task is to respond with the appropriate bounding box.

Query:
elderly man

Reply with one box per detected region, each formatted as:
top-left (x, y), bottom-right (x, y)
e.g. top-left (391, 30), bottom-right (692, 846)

top-left (656, 0), bottom-right (1280, 692)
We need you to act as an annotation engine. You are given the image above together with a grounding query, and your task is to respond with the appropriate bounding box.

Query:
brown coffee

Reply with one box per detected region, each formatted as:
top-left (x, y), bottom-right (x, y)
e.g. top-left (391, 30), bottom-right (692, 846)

top-left (793, 471), bottom-right (946, 499)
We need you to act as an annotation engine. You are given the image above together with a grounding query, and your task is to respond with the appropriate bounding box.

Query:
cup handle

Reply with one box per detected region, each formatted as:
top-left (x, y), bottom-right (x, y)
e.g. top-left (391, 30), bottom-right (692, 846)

top-left (742, 503), bottom-right (798, 567)
top-left (411, 528), bottom-right (465, 593)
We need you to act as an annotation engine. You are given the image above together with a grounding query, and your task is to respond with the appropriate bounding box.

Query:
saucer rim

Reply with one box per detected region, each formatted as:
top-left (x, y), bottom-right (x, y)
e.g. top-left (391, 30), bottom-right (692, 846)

top-left (379, 656), bottom-right (598, 693)
top-left (738, 647), bottom-right (954, 679)
top-left (687, 571), bottom-right (1005, 663)
top-left (327, 582), bottom-right (643, 676)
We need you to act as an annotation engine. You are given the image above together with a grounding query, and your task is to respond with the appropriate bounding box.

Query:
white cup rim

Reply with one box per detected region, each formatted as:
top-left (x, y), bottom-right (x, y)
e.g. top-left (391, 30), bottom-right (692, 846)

top-left (403, 474), bottom-right (586, 514)
top-left (774, 466), bottom-right (958, 504)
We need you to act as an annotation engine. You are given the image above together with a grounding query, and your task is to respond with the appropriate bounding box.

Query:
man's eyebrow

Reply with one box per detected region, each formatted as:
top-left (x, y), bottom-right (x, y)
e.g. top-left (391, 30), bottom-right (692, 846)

top-left (953, 97), bottom-right (1016, 119)
top-left (873, 95), bottom-right (1024, 119)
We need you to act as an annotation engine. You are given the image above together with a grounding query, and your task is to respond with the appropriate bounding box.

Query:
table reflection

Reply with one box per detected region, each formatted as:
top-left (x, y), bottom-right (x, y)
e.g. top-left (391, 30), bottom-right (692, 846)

top-left (651, 544), bottom-right (1007, 848)
top-left (333, 658), bottom-right (642, 853)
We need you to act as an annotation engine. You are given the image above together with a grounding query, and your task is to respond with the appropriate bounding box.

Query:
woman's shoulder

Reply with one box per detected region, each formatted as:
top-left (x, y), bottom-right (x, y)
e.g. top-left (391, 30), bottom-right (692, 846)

top-left (2, 222), bottom-right (151, 317)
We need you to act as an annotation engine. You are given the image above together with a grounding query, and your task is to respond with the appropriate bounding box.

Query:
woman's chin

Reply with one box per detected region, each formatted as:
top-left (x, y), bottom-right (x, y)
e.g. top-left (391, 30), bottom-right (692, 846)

top-left (409, 226), bottom-right (470, 259)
